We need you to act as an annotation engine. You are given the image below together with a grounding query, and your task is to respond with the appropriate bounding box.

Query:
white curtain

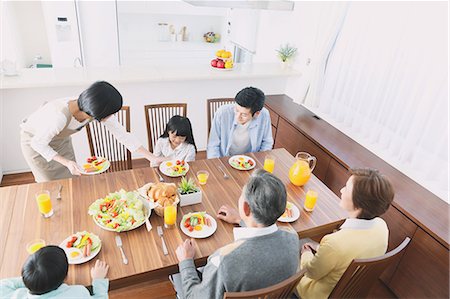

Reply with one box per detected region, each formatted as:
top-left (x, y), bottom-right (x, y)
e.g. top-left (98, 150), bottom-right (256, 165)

top-left (304, 2), bottom-right (448, 202)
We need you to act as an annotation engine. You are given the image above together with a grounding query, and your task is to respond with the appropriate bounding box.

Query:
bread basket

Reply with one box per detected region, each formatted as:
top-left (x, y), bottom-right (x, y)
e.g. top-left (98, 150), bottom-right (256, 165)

top-left (138, 182), bottom-right (180, 217)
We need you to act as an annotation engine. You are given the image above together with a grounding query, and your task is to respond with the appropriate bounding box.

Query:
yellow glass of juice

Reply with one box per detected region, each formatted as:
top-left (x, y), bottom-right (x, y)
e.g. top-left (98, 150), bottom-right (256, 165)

top-left (304, 190), bottom-right (318, 212)
top-left (197, 170), bottom-right (209, 185)
top-left (263, 155), bottom-right (275, 173)
top-left (26, 239), bottom-right (46, 254)
top-left (35, 190), bottom-right (54, 218)
top-left (164, 204), bottom-right (177, 229)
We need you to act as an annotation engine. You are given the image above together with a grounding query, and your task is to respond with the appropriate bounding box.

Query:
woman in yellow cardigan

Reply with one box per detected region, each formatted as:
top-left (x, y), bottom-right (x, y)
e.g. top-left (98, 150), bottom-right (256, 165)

top-left (297, 168), bottom-right (394, 299)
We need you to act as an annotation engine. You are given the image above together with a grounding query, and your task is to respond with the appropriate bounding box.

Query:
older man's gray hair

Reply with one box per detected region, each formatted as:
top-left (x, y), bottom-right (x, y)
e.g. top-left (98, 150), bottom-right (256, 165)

top-left (244, 169), bottom-right (287, 226)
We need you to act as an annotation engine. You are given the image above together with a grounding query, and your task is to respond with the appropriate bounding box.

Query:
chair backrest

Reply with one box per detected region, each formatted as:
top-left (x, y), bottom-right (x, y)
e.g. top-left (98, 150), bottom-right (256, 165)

top-left (207, 98), bottom-right (235, 139)
top-left (85, 106), bottom-right (132, 172)
top-left (223, 269), bottom-right (306, 299)
top-left (144, 103), bottom-right (187, 152)
top-left (329, 237), bottom-right (411, 299)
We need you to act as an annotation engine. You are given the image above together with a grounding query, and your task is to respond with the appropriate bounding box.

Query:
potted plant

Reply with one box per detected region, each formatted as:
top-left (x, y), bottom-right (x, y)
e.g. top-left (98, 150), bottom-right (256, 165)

top-left (178, 176), bottom-right (202, 207)
top-left (276, 43), bottom-right (297, 68)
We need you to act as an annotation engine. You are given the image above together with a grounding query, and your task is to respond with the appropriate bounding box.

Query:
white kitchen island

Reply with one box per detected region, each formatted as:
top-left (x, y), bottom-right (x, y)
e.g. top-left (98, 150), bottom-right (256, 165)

top-left (0, 63), bottom-right (300, 177)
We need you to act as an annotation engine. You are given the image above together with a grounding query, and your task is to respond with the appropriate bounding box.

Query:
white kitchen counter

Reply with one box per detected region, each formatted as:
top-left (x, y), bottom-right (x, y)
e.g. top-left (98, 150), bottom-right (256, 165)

top-left (0, 63), bottom-right (300, 90)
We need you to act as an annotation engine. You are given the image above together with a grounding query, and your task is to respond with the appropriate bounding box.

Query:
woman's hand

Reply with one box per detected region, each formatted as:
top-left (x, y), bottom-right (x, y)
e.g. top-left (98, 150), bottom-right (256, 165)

top-left (217, 205), bottom-right (241, 225)
top-left (53, 155), bottom-right (82, 176)
top-left (91, 260), bottom-right (109, 280)
top-left (176, 239), bottom-right (196, 262)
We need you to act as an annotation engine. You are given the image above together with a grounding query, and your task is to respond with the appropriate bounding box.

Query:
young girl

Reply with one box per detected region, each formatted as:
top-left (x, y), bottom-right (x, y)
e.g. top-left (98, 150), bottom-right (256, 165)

top-left (153, 115), bottom-right (197, 166)
top-left (0, 246), bottom-right (109, 298)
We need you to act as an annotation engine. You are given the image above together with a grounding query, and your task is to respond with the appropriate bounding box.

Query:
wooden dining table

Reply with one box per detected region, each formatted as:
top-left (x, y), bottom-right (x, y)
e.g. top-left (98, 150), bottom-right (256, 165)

top-left (0, 148), bottom-right (346, 290)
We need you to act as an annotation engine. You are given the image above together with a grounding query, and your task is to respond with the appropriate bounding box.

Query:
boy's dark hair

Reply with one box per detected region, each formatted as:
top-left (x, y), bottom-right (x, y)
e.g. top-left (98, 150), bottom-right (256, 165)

top-left (350, 168), bottom-right (395, 220)
top-left (78, 81), bottom-right (123, 121)
top-left (22, 245), bottom-right (68, 295)
top-left (160, 115), bottom-right (197, 151)
top-left (234, 87), bottom-right (265, 116)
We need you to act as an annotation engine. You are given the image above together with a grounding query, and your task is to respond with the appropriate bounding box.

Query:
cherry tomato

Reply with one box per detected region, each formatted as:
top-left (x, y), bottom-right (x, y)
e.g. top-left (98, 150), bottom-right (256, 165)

top-left (188, 226), bottom-right (194, 232)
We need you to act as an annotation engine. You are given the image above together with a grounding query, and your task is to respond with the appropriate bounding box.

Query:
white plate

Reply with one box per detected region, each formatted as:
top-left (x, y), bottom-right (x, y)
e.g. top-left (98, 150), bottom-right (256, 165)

top-left (180, 213), bottom-right (217, 239)
top-left (159, 160), bottom-right (190, 177)
top-left (81, 157), bottom-right (110, 175)
top-left (228, 155), bottom-right (256, 171)
top-left (278, 202), bottom-right (300, 223)
top-left (211, 66), bottom-right (233, 71)
top-left (59, 232), bottom-right (101, 265)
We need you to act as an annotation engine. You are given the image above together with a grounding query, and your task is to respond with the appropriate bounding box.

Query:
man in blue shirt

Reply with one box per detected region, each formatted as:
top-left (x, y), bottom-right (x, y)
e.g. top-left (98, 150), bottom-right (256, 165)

top-left (207, 87), bottom-right (273, 158)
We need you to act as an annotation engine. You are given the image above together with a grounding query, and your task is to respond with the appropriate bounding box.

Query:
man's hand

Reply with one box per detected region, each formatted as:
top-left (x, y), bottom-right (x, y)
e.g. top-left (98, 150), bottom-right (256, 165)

top-left (176, 239), bottom-right (196, 262)
top-left (217, 205), bottom-right (241, 225)
top-left (301, 242), bottom-right (318, 255)
top-left (90, 260), bottom-right (109, 280)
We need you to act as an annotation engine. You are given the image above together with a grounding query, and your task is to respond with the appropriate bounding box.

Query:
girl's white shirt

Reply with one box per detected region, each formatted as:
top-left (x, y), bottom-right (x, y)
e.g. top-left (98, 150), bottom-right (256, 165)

top-left (20, 98), bottom-right (142, 161)
top-left (152, 137), bottom-right (196, 167)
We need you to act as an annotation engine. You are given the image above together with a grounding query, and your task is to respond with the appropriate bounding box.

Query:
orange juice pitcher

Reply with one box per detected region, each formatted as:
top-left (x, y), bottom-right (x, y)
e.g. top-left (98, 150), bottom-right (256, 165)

top-left (289, 152), bottom-right (317, 186)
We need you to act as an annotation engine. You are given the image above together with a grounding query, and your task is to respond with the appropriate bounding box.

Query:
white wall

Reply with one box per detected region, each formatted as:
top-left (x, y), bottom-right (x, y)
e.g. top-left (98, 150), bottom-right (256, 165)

top-left (1, 77), bottom-right (288, 174)
top-left (0, 1), bottom-right (26, 68)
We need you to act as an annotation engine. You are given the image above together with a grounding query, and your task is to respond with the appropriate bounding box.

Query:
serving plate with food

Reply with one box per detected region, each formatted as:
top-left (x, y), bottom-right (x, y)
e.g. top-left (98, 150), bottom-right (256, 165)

top-left (278, 201), bottom-right (300, 223)
top-left (81, 156), bottom-right (110, 175)
top-left (88, 189), bottom-right (151, 232)
top-left (137, 182), bottom-right (179, 216)
top-left (228, 155), bottom-right (256, 171)
top-left (180, 212), bottom-right (217, 238)
top-left (159, 160), bottom-right (189, 177)
top-left (59, 231), bottom-right (101, 265)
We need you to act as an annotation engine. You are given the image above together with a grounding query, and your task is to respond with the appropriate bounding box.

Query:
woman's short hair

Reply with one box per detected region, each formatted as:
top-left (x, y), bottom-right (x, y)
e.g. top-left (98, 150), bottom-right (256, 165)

top-left (160, 115), bottom-right (197, 151)
top-left (78, 81), bottom-right (123, 121)
top-left (351, 168), bottom-right (394, 219)
top-left (22, 245), bottom-right (68, 295)
top-left (235, 87), bottom-right (265, 116)
top-left (244, 169), bottom-right (286, 226)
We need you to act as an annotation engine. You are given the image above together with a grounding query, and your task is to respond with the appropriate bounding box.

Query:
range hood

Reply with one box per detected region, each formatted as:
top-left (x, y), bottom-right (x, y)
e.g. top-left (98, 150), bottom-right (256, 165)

top-left (184, 1), bottom-right (295, 11)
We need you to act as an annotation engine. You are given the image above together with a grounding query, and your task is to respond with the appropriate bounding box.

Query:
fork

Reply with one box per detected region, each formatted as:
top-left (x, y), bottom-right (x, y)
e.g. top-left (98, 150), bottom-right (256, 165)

top-left (155, 169), bottom-right (165, 182)
top-left (157, 226), bottom-right (169, 255)
top-left (56, 184), bottom-right (63, 200)
top-left (218, 165), bottom-right (229, 179)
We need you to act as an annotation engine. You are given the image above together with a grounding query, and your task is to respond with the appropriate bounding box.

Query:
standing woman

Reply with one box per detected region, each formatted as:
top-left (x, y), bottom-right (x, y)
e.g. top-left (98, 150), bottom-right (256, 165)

top-left (20, 81), bottom-right (161, 182)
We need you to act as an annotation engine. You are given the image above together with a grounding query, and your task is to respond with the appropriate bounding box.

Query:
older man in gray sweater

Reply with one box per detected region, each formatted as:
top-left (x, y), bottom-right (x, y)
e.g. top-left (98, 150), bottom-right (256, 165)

top-left (174, 169), bottom-right (299, 299)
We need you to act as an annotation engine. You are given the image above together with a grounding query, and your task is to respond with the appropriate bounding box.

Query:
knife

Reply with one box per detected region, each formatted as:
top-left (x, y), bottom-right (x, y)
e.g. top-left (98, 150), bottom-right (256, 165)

top-left (115, 235), bottom-right (128, 264)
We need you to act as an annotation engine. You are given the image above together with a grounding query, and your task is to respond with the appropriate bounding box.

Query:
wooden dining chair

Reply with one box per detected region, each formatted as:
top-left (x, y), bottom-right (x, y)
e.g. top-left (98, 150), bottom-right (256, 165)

top-left (85, 106), bottom-right (132, 172)
top-left (329, 237), bottom-right (411, 299)
top-left (207, 98), bottom-right (235, 139)
top-left (144, 103), bottom-right (187, 152)
top-left (223, 269), bottom-right (306, 299)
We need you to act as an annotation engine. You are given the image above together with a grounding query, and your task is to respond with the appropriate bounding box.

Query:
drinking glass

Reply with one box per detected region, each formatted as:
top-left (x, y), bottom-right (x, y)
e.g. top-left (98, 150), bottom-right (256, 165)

top-left (164, 203), bottom-right (177, 229)
top-left (35, 190), bottom-right (53, 218)
top-left (197, 170), bottom-right (209, 185)
top-left (263, 155), bottom-right (275, 173)
top-left (26, 239), bottom-right (45, 254)
top-left (304, 190), bottom-right (318, 212)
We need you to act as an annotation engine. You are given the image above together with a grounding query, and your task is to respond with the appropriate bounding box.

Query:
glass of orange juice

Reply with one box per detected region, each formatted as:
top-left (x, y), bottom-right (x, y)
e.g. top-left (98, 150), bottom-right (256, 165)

top-left (164, 203), bottom-right (177, 229)
top-left (35, 190), bottom-right (53, 218)
top-left (304, 190), bottom-right (318, 212)
top-left (263, 155), bottom-right (275, 173)
top-left (197, 170), bottom-right (209, 185)
top-left (26, 239), bottom-right (46, 254)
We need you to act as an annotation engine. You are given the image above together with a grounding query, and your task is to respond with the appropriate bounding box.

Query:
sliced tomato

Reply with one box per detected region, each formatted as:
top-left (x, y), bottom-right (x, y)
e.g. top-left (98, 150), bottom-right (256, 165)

top-left (188, 226), bottom-right (194, 232)
top-left (66, 241), bottom-right (73, 248)
top-left (113, 223), bottom-right (119, 229)
top-left (176, 160), bottom-right (181, 165)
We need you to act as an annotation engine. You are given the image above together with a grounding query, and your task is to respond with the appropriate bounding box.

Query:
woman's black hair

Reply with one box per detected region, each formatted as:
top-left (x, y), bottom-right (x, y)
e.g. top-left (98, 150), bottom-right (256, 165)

top-left (22, 245), bottom-right (69, 295)
top-left (160, 115), bottom-right (197, 151)
top-left (235, 87), bottom-right (265, 116)
top-left (78, 81), bottom-right (123, 121)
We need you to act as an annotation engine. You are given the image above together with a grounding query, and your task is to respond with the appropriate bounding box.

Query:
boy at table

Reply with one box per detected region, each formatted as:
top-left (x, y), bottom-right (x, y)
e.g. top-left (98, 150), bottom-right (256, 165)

top-left (0, 246), bottom-right (109, 298)
top-left (207, 87), bottom-right (273, 159)
top-left (173, 170), bottom-right (299, 299)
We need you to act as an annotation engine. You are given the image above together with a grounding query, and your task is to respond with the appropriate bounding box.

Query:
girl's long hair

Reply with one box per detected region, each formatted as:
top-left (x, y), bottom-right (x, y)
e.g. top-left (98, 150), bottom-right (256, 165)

top-left (160, 115), bottom-right (197, 152)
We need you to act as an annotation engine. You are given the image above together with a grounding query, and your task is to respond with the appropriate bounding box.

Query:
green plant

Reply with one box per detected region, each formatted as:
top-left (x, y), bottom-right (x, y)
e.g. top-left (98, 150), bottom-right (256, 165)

top-left (178, 176), bottom-right (199, 195)
top-left (276, 44), bottom-right (297, 62)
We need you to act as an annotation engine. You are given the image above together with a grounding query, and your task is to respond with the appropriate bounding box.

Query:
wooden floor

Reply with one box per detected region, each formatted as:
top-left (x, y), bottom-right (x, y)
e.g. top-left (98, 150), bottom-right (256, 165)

top-left (0, 150), bottom-right (397, 298)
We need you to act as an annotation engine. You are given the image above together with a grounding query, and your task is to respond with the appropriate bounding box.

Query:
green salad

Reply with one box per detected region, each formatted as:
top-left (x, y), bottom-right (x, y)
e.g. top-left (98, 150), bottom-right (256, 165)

top-left (88, 189), bottom-right (147, 232)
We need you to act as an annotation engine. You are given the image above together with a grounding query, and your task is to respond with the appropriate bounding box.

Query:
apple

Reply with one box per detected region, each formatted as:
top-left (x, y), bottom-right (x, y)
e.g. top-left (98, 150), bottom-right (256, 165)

top-left (216, 60), bottom-right (225, 68)
top-left (211, 59), bottom-right (218, 67)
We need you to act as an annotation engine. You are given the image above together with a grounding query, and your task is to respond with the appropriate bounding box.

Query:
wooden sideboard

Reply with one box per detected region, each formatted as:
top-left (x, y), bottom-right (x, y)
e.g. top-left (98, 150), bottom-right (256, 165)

top-left (265, 95), bottom-right (449, 298)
